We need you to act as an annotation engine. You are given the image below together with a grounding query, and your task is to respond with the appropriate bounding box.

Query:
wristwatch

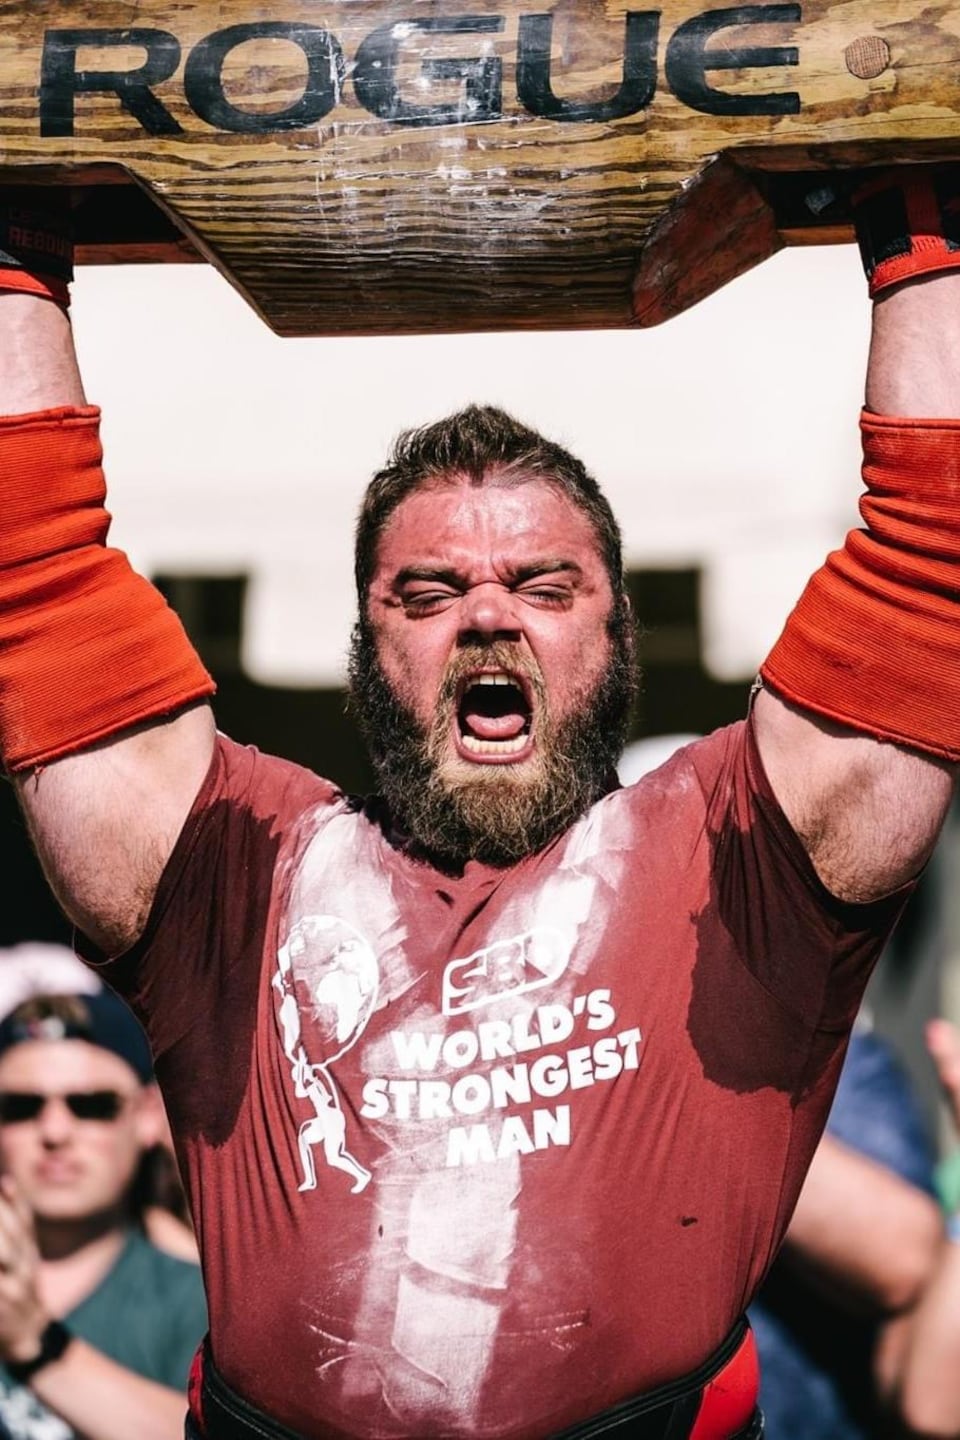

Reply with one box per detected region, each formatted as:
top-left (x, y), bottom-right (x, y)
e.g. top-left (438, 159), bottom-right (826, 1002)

top-left (6, 1320), bottom-right (73, 1382)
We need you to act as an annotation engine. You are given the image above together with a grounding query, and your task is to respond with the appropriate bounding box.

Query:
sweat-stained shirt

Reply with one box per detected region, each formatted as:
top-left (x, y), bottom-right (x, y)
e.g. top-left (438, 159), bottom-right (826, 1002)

top-left (89, 716), bottom-right (910, 1440)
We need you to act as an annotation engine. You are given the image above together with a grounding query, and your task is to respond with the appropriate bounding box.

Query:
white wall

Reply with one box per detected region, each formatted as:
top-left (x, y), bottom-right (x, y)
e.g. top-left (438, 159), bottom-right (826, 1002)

top-left (70, 241), bottom-right (870, 688)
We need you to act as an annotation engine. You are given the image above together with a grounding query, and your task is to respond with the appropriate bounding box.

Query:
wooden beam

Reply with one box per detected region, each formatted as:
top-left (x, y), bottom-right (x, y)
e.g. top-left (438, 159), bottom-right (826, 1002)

top-left (0, 0), bottom-right (958, 335)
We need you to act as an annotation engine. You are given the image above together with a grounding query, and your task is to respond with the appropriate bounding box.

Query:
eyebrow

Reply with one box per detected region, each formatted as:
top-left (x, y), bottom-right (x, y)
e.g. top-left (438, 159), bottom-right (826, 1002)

top-left (392, 560), bottom-right (584, 589)
top-left (508, 561), bottom-right (584, 584)
top-left (393, 566), bottom-right (465, 590)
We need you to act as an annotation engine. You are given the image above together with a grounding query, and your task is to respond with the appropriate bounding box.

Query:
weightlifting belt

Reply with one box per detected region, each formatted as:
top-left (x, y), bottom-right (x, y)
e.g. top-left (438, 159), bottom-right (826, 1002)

top-left (185, 1318), bottom-right (762, 1440)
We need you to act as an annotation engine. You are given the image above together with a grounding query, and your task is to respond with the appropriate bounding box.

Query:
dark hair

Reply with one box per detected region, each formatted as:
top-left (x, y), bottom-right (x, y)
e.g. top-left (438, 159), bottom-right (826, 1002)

top-left (354, 405), bottom-right (626, 610)
top-left (129, 1144), bottom-right (194, 1232)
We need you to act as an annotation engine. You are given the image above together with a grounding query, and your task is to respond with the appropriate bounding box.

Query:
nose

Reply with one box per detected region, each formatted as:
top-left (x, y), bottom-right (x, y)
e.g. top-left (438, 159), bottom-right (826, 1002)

top-left (457, 583), bottom-right (522, 644)
top-left (37, 1098), bottom-right (75, 1147)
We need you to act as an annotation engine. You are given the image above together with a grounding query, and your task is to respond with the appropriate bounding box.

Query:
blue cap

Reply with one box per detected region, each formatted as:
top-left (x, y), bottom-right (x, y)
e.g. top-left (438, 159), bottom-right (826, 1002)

top-left (0, 990), bottom-right (153, 1084)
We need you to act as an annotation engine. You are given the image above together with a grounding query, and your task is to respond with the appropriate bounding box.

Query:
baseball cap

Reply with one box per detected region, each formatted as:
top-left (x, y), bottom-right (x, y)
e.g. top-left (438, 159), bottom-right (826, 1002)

top-left (0, 990), bottom-right (153, 1084)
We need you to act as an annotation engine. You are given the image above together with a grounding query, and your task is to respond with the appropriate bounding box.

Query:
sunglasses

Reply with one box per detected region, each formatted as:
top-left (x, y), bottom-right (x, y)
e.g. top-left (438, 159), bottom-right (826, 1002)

top-left (0, 1091), bottom-right (128, 1125)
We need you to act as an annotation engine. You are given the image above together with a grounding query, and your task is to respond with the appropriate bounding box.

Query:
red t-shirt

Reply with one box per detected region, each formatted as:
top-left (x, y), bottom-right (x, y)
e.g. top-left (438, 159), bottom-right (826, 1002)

top-left (94, 717), bottom-right (908, 1439)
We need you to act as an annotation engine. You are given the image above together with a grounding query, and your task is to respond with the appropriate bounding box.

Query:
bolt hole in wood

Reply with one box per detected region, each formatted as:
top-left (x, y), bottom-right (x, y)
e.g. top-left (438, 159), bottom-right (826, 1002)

top-left (844, 35), bottom-right (891, 81)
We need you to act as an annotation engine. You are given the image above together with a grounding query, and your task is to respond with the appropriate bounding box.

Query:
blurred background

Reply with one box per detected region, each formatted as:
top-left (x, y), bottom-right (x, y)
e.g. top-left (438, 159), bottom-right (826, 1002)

top-left (3, 240), bottom-right (955, 1138)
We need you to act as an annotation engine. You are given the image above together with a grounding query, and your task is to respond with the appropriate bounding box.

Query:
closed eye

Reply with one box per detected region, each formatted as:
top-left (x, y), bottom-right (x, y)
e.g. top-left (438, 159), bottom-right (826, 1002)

top-left (400, 586), bottom-right (461, 614)
top-left (517, 584), bottom-right (573, 608)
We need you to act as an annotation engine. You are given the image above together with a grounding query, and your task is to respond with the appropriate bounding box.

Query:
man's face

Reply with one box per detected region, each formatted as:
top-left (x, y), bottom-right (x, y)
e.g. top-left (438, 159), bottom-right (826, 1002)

top-left (350, 475), bottom-right (636, 865)
top-left (0, 1040), bottom-right (160, 1226)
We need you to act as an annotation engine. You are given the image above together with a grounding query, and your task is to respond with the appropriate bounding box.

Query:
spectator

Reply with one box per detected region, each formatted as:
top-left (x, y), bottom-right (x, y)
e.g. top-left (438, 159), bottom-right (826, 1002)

top-left (750, 1024), bottom-right (944, 1438)
top-left (875, 1017), bottom-right (960, 1437)
top-left (0, 990), bottom-right (206, 1440)
top-left (0, 947), bottom-right (197, 1268)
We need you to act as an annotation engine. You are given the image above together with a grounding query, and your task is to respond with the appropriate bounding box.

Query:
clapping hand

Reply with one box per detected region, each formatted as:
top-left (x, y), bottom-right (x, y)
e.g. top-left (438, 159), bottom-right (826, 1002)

top-left (0, 1175), bottom-right (48, 1367)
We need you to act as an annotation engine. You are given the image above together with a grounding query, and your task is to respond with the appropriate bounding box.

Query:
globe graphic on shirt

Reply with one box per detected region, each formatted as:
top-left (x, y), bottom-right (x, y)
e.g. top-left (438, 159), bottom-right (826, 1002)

top-left (284, 914), bottom-right (379, 1064)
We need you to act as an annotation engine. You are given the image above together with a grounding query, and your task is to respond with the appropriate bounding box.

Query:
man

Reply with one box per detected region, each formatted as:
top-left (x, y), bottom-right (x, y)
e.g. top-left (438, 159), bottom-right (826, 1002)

top-left (0, 168), bottom-right (957, 1439)
top-left (0, 990), bottom-right (207, 1440)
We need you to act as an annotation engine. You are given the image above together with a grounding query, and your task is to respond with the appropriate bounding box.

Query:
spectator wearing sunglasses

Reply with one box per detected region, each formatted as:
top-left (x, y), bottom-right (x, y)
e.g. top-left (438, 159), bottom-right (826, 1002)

top-left (0, 944), bottom-right (198, 1269)
top-left (0, 991), bottom-right (207, 1440)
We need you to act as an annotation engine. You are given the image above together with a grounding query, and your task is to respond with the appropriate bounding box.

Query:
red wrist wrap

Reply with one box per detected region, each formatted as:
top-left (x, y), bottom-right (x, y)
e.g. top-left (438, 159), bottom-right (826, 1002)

top-left (0, 407), bottom-right (215, 773)
top-left (761, 412), bottom-right (960, 762)
top-left (854, 167), bottom-right (960, 297)
top-left (0, 198), bottom-right (74, 309)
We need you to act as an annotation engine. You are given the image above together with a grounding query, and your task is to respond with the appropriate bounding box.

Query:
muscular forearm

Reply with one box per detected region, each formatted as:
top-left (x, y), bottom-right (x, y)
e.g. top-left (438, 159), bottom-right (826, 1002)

top-left (0, 293), bottom-right (84, 412)
top-left (27, 1335), bottom-right (187, 1440)
top-left (867, 274), bottom-right (960, 419)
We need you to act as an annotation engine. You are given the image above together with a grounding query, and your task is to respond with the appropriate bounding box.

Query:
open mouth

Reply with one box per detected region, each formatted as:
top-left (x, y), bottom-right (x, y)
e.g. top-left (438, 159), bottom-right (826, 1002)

top-left (455, 671), bottom-right (534, 761)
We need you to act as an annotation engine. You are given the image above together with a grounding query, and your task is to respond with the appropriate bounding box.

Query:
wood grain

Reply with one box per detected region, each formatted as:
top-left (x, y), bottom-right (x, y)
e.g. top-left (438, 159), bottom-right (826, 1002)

top-left (0, 0), bottom-right (957, 334)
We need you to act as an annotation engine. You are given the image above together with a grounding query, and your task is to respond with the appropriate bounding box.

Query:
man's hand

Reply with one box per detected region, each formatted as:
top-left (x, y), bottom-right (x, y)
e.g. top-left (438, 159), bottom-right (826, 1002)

top-left (0, 1175), bottom-right (49, 1367)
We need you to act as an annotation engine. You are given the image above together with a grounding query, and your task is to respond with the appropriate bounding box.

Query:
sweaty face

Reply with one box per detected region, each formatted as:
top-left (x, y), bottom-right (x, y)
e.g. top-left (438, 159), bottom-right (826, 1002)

top-left (0, 1040), bottom-right (159, 1228)
top-left (349, 475), bottom-right (637, 867)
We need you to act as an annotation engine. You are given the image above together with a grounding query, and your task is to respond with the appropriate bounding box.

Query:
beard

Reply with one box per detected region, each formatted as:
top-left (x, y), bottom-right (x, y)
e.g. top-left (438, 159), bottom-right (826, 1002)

top-left (347, 607), bottom-right (637, 870)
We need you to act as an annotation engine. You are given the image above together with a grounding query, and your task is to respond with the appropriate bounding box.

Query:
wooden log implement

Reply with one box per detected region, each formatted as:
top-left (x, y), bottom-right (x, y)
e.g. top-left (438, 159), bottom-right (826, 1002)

top-left (0, 0), bottom-right (958, 334)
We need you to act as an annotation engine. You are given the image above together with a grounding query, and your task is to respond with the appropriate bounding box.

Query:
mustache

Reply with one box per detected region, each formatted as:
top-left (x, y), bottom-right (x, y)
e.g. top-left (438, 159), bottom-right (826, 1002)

top-left (433, 641), bottom-right (546, 719)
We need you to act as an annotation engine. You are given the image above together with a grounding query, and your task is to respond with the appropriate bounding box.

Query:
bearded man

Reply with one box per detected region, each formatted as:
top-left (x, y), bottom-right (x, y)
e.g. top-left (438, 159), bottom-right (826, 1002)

top-left (346, 408), bottom-right (639, 868)
top-left (1, 166), bottom-right (959, 1440)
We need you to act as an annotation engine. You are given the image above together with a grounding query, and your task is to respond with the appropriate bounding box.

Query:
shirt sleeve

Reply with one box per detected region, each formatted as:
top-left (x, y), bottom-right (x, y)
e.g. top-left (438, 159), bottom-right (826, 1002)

top-left (689, 715), bottom-right (915, 1035)
top-left (78, 736), bottom-right (339, 1075)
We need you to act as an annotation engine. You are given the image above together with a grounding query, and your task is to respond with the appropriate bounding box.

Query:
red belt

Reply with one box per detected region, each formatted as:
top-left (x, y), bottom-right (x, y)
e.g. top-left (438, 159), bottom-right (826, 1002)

top-left (186, 1318), bottom-right (761, 1440)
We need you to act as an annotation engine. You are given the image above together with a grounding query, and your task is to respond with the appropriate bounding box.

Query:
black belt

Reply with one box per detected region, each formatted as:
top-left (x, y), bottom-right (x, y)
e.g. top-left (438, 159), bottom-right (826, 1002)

top-left (186, 1319), bottom-right (763, 1440)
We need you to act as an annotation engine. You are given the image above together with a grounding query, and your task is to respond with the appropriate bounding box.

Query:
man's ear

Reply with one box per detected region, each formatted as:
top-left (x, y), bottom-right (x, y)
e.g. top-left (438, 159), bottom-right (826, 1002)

top-left (133, 1082), bottom-right (168, 1150)
top-left (615, 588), bottom-right (637, 644)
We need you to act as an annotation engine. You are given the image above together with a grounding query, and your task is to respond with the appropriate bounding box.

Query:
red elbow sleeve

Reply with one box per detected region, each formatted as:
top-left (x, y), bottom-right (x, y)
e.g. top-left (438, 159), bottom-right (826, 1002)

top-left (761, 411), bottom-right (960, 762)
top-left (0, 406), bottom-right (214, 773)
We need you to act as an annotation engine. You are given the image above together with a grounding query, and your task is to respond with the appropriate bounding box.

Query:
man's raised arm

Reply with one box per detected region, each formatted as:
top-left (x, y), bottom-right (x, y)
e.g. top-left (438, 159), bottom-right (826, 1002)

top-left (754, 168), bottom-right (960, 904)
top-left (0, 205), bottom-right (216, 956)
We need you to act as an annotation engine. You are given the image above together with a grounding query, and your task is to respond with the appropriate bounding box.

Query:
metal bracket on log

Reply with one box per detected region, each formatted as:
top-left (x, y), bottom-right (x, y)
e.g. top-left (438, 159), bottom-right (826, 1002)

top-left (0, 1), bottom-right (958, 336)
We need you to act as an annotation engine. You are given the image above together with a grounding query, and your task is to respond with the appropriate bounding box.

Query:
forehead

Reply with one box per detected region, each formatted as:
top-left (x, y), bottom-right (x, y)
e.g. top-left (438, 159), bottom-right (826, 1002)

top-left (0, 1039), bottom-right (139, 1091)
top-left (375, 475), bottom-right (607, 577)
